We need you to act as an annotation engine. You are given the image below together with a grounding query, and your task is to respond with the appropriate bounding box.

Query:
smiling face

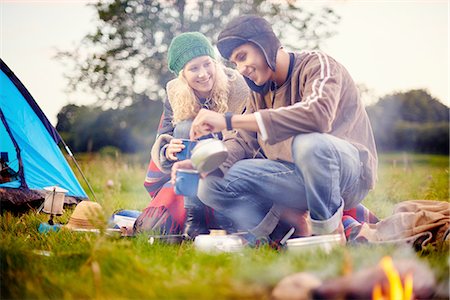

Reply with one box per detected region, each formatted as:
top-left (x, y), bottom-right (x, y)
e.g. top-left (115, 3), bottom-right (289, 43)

top-left (229, 42), bottom-right (273, 86)
top-left (182, 56), bottom-right (216, 98)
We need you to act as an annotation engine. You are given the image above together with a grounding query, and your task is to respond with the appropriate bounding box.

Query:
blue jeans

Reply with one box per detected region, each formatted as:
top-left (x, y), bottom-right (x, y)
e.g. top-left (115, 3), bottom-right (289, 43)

top-left (197, 133), bottom-right (369, 235)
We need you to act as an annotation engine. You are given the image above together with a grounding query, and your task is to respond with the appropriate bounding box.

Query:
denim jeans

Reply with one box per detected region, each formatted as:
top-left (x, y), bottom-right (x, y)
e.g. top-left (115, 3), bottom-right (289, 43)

top-left (197, 133), bottom-right (369, 235)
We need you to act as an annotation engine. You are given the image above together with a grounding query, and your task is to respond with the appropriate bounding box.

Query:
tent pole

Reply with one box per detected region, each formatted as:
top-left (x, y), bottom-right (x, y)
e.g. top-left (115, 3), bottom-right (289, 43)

top-left (61, 140), bottom-right (98, 202)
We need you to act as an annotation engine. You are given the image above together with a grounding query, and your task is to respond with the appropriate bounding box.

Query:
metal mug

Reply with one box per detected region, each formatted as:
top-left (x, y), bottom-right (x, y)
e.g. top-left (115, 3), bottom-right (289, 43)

top-left (174, 169), bottom-right (199, 197)
top-left (177, 139), bottom-right (198, 161)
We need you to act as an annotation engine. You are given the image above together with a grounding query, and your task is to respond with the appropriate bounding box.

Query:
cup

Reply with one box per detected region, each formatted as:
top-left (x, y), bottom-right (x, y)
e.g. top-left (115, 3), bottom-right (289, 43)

top-left (176, 139), bottom-right (197, 161)
top-left (174, 169), bottom-right (199, 197)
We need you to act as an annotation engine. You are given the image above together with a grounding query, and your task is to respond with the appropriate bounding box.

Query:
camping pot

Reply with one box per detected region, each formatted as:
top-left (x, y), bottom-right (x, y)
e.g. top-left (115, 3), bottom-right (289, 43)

top-left (194, 230), bottom-right (244, 253)
top-left (286, 234), bottom-right (344, 254)
top-left (190, 139), bottom-right (228, 173)
top-left (42, 186), bottom-right (68, 215)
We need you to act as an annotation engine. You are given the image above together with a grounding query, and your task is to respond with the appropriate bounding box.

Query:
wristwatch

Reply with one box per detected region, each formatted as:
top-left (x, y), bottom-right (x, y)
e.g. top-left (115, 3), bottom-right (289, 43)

top-left (224, 112), bottom-right (233, 131)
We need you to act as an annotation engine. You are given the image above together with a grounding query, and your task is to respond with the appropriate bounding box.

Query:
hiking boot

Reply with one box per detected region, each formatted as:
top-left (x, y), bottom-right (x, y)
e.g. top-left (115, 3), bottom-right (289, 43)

top-left (182, 207), bottom-right (209, 240)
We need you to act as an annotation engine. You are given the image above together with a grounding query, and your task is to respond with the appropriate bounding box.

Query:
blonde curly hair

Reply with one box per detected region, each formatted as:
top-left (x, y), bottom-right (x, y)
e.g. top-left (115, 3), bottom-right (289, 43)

top-left (170, 60), bottom-right (234, 124)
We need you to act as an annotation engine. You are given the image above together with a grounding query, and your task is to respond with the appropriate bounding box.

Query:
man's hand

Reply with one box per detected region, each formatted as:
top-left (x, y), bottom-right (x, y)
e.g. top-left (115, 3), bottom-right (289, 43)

top-left (190, 109), bottom-right (226, 140)
top-left (171, 159), bottom-right (194, 184)
top-left (165, 139), bottom-right (185, 161)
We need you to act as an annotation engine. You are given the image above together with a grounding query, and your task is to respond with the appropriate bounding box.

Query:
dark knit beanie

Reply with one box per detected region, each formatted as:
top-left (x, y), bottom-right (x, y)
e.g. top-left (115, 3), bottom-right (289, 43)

top-left (217, 15), bottom-right (281, 71)
top-left (167, 32), bottom-right (216, 75)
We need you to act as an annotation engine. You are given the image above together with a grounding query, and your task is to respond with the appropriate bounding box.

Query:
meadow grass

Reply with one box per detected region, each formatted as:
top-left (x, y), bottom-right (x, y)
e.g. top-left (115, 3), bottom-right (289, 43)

top-left (1, 152), bottom-right (448, 299)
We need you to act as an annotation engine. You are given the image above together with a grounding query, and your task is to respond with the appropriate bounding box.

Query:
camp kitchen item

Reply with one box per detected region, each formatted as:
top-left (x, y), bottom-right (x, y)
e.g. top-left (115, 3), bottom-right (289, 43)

top-left (42, 186), bottom-right (68, 215)
top-left (177, 139), bottom-right (198, 161)
top-left (109, 209), bottom-right (140, 229)
top-left (194, 230), bottom-right (244, 253)
top-left (148, 234), bottom-right (185, 245)
top-left (190, 138), bottom-right (228, 173)
top-left (286, 234), bottom-right (344, 253)
top-left (174, 169), bottom-right (199, 197)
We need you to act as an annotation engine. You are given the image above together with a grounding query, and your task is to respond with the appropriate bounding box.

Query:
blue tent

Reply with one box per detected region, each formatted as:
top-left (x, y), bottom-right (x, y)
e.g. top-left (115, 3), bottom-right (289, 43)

top-left (0, 59), bottom-right (87, 208)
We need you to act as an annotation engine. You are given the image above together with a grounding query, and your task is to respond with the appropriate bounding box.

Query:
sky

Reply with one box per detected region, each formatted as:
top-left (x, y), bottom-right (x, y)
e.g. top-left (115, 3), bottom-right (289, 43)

top-left (1, 0), bottom-right (448, 125)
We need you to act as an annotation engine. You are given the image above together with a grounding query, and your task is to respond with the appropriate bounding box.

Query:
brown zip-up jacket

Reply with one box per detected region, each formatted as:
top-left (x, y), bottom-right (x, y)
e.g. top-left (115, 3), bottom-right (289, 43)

top-left (222, 51), bottom-right (378, 189)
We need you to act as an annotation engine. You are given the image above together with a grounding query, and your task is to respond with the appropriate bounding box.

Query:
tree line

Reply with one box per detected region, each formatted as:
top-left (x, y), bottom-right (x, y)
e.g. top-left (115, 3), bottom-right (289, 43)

top-left (57, 88), bottom-right (449, 155)
top-left (366, 89), bottom-right (448, 154)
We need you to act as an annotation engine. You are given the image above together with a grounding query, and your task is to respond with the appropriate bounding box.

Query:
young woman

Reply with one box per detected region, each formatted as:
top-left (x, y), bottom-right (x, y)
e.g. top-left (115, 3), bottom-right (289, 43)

top-left (135, 32), bottom-right (249, 238)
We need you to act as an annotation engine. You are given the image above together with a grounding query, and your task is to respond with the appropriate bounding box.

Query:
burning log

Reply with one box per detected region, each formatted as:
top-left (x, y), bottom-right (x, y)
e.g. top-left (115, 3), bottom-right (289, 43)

top-left (272, 272), bottom-right (322, 300)
top-left (312, 256), bottom-right (436, 299)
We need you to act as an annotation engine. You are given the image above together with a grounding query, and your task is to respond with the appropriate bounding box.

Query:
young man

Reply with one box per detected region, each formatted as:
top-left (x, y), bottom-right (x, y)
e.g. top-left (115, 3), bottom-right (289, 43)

top-left (173, 15), bottom-right (378, 242)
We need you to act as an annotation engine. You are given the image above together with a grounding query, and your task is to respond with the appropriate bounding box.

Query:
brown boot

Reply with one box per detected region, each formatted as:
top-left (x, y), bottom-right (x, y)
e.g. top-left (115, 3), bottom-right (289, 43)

top-left (182, 207), bottom-right (209, 240)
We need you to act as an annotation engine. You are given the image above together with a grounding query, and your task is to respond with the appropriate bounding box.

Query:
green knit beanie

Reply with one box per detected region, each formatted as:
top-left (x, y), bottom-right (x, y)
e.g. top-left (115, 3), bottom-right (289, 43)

top-left (167, 32), bottom-right (216, 75)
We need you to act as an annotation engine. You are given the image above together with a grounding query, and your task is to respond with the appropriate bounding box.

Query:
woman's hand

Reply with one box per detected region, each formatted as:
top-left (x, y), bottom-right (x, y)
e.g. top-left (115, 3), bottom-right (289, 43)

top-left (171, 159), bottom-right (211, 184)
top-left (165, 139), bottom-right (185, 161)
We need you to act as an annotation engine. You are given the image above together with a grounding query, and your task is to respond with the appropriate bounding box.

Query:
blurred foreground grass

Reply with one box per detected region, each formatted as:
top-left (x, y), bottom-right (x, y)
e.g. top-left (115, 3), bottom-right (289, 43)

top-left (1, 152), bottom-right (448, 299)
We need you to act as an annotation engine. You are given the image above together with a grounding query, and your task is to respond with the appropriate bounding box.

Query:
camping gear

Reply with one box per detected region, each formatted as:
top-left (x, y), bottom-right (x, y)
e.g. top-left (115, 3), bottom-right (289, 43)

top-left (194, 230), bottom-right (244, 252)
top-left (348, 200), bottom-right (450, 249)
top-left (190, 138), bottom-right (228, 173)
top-left (38, 222), bottom-right (62, 233)
top-left (42, 186), bottom-right (68, 215)
top-left (286, 234), bottom-right (344, 253)
top-left (148, 234), bottom-right (185, 245)
top-left (174, 169), bottom-right (199, 197)
top-left (109, 209), bottom-right (141, 229)
top-left (177, 139), bottom-right (197, 161)
top-left (65, 201), bottom-right (104, 230)
top-left (0, 59), bottom-right (90, 209)
top-left (40, 185), bottom-right (68, 227)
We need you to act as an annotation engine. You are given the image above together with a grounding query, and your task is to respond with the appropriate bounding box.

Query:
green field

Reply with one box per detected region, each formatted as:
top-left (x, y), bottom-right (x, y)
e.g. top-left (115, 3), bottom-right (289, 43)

top-left (1, 153), bottom-right (449, 299)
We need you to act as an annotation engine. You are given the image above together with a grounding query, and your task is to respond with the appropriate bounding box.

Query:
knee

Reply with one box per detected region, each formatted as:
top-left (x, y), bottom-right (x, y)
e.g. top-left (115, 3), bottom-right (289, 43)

top-left (197, 175), bottom-right (222, 207)
top-left (292, 133), bottom-right (331, 164)
top-left (197, 160), bottom-right (255, 206)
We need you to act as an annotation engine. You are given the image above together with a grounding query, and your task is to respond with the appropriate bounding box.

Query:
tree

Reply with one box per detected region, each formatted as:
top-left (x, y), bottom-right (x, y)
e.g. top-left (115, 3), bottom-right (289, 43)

top-left (366, 89), bottom-right (449, 153)
top-left (56, 98), bottom-right (163, 153)
top-left (57, 0), bottom-right (340, 106)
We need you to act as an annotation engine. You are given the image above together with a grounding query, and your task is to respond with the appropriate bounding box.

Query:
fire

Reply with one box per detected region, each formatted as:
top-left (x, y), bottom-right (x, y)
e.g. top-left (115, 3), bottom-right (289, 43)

top-left (372, 256), bottom-right (414, 300)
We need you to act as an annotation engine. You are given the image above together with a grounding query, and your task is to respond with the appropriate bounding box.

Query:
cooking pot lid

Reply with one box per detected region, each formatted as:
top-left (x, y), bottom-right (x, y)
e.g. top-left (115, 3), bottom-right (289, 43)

top-left (195, 150), bottom-right (228, 173)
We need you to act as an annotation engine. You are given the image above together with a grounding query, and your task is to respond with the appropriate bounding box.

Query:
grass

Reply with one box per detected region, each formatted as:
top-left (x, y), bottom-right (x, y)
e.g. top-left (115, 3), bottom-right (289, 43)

top-left (1, 152), bottom-right (449, 299)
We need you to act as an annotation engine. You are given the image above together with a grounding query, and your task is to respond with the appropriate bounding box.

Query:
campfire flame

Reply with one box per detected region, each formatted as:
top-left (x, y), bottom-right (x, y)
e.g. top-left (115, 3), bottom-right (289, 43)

top-left (372, 256), bottom-right (414, 300)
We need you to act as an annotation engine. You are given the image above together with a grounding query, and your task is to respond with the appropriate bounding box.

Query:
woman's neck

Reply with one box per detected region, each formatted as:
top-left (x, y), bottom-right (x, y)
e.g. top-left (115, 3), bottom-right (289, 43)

top-left (194, 90), bottom-right (211, 99)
